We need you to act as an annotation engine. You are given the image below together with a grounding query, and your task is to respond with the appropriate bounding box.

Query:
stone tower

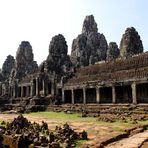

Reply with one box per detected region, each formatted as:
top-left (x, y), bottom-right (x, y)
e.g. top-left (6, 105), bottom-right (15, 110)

top-left (71, 15), bottom-right (108, 67)
top-left (120, 27), bottom-right (143, 57)
top-left (46, 34), bottom-right (72, 74)
top-left (1, 55), bottom-right (15, 81)
top-left (15, 41), bottom-right (38, 79)
top-left (107, 42), bottom-right (120, 61)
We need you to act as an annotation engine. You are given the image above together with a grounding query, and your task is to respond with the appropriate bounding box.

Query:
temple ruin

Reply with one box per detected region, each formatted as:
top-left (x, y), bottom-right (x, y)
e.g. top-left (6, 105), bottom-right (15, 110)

top-left (0, 15), bottom-right (147, 112)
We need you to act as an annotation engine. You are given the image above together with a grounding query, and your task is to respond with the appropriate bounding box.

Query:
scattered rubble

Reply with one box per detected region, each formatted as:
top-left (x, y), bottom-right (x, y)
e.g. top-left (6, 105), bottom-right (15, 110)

top-left (0, 115), bottom-right (88, 147)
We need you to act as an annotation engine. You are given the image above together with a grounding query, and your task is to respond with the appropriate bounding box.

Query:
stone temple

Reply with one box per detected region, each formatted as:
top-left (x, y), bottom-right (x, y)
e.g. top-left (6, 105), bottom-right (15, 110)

top-left (0, 15), bottom-right (147, 112)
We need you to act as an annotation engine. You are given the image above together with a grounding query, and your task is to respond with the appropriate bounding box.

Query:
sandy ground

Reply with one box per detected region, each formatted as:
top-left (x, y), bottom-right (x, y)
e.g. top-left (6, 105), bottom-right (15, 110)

top-left (0, 113), bottom-right (148, 147)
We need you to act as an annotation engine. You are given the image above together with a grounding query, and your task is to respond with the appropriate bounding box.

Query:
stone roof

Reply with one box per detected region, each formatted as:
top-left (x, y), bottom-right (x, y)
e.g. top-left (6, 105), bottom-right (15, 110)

top-left (65, 52), bottom-right (148, 86)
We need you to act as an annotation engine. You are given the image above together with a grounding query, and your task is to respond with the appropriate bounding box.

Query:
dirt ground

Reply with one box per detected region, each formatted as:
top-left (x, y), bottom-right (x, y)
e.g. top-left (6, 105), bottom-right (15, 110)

top-left (0, 113), bottom-right (148, 147)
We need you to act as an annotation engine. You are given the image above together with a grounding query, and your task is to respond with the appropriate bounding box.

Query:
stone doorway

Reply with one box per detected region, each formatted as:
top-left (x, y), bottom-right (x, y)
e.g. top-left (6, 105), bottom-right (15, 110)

top-left (64, 90), bottom-right (72, 103)
top-left (100, 87), bottom-right (112, 103)
top-left (74, 89), bottom-right (83, 104)
top-left (116, 85), bottom-right (132, 103)
top-left (23, 86), bottom-right (26, 97)
top-left (18, 87), bottom-right (21, 97)
top-left (137, 83), bottom-right (148, 103)
top-left (58, 89), bottom-right (62, 97)
top-left (33, 79), bottom-right (36, 96)
top-left (48, 82), bottom-right (51, 95)
top-left (86, 88), bottom-right (96, 103)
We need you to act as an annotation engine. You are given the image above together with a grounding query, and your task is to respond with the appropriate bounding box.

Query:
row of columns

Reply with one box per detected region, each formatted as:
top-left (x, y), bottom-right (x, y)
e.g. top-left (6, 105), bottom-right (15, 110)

top-left (9, 77), bottom-right (53, 98)
top-left (62, 83), bottom-right (137, 104)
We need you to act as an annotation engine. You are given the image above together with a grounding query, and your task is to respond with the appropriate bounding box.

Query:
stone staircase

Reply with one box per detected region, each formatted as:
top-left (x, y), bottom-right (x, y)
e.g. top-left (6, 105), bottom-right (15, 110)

top-left (3, 96), bottom-right (54, 113)
top-left (47, 104), bottom-right (148, 115)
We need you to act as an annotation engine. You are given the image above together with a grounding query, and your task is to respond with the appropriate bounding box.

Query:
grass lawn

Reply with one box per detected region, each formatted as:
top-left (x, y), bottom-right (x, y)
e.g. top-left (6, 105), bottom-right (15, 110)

top-left (26, 111), bottom-right (148, 132)
top-left (27, 111), bottom-right (97, 122)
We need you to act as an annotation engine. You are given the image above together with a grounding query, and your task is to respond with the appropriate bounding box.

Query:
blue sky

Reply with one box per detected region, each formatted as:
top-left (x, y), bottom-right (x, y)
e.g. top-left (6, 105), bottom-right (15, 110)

top-left (0, 0), bottom-right (148, 68)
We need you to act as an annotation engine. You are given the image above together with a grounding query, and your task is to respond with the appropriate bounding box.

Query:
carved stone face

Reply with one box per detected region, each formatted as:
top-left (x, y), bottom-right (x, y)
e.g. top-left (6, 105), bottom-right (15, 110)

top-left (120, 27), bottom-right (143, 57)
top-left (16, 41), bottom-right (33, 65)
top-left (82, 15), bottom-right (98, 35)
top-left (49, 34), bottom-right (67, 57)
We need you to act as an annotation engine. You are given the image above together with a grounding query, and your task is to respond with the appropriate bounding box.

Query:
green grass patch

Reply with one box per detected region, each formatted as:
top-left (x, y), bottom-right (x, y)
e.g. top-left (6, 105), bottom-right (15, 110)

top-left (26, 111), bottom-right (148, 134)
top-left (75, 140), bottom-right (87, 148)
top-left (137, 120), bottom-right (148, 125)
top-left (0, 120), bottom-right (6, 128)
top-left (27, 111), bottom-right (96, 122)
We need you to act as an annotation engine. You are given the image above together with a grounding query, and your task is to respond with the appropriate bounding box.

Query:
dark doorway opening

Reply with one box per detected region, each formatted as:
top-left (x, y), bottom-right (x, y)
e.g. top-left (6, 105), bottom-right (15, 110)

top-left (100, 87), bottom-right (112, 103)
top-left (86, 88), bottom-right (96, 103)
top-left (74, 89), bottom-right (83, 103)
top-left (48, 82), bottom-right (51, 94)
top-left (33, 79), bottom-right (36, 96)
top-left (23, 86), bottom-right (26, 97)
top-left (137, 83), bottom-right (148, 103)
top-left (116, 85), bottom-right (132, 103)
top-left (64, 90), bottom-right (72, 103)
top-left (18, 87), bottom-right (21, 97)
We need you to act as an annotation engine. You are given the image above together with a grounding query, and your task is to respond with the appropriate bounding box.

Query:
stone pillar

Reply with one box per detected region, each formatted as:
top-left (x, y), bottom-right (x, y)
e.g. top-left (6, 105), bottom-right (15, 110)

top-left (11, 87), bottom-right (13, 98)
top-left (15, 86), bottom-right (18, 98)
top-left (24, 87), bottom-right (27, 97)
top-left (112, 86), bottom-right (116, 103)
top-left (13, 86), bottom-right (16, 98)
top-left (30, 85), bottom-right (33, 97)
top-left (9, 87), bottom-right (11, 97)
top-left (51, 83), bottom-right (55, 95)
top-left (43, 79), bottom-right (46, 96)
top-left (2, 84), bottom-right (5, 96)
top-left (0, 83), bottom-right (2, 96)
top-left (71, 89), bottom-right (74, 104)
top-left (30, 81), bottom-right (33, 97)
top-left (36, 77), bottom-right (40, 96)
top-left (29, 86), bottom-right (31, 97)
top-left (132, 82), bottom-right (137, 104)
top-left (62, 89), bottom-right (65, 103)
top-left (96, 87), bottom-right (100, 103)
top-left (26, 86), bottom-right (30, 97)
top-left (21, 86), bottom-right (23, 97)
top-left (83, 87), bottom-right (86, 104)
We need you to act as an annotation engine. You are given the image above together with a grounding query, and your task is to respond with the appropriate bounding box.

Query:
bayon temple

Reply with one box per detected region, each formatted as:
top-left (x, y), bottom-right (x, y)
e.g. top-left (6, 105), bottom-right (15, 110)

top-left (0, 15), bottom-right (148, 112)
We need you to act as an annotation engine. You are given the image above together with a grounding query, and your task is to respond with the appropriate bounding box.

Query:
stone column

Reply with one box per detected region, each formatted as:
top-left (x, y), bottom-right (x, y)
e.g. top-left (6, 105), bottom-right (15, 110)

top-left (62, 89), bottom-right (65, 103)
top-left (9, 87), bottom-right (11, 97)
top-left (13, 86), bottom-right (16, 98)
top-left (29, 86), bottom-right (31, 97)
top-left (30, 81), bottom-right (33, 97)
top-left (30, 85), bottom-right (33, 97)
top-left (26, 87), bottom-right (28, 97)
top-left (112, 86), bottom-right (116, 103)
top-left (83, 87), bottom-right (86, 104)
top-left (21, 86), bottom-right (23, 97)
top-left (0, 83), bottom-right (2, 96)
top-left (2, 84), bottom-right (4, 96)
top-left (132, 82), bottom-right (137, 104)
top-left (71, 89), bottom-right (74, 104)
top-left (43, 79), bottom-right (46, 96)
top-left (51, 83), bottom-right (55, 95)
top-left (25, 86), bottom-right (28, 97)
top-left (36, 77), bottom-right (40, 96)
top-left (16, 86), bottom-right (18, 98)
top-left (11, 87), bottom-right (13, 98)
top-left (96, 87), bottom-right (100, 103)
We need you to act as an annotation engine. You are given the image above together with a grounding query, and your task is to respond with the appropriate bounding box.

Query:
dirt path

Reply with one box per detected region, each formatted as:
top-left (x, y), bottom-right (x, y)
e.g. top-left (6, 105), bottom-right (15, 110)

top-left (106, 130), bottom-right (148, 148)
